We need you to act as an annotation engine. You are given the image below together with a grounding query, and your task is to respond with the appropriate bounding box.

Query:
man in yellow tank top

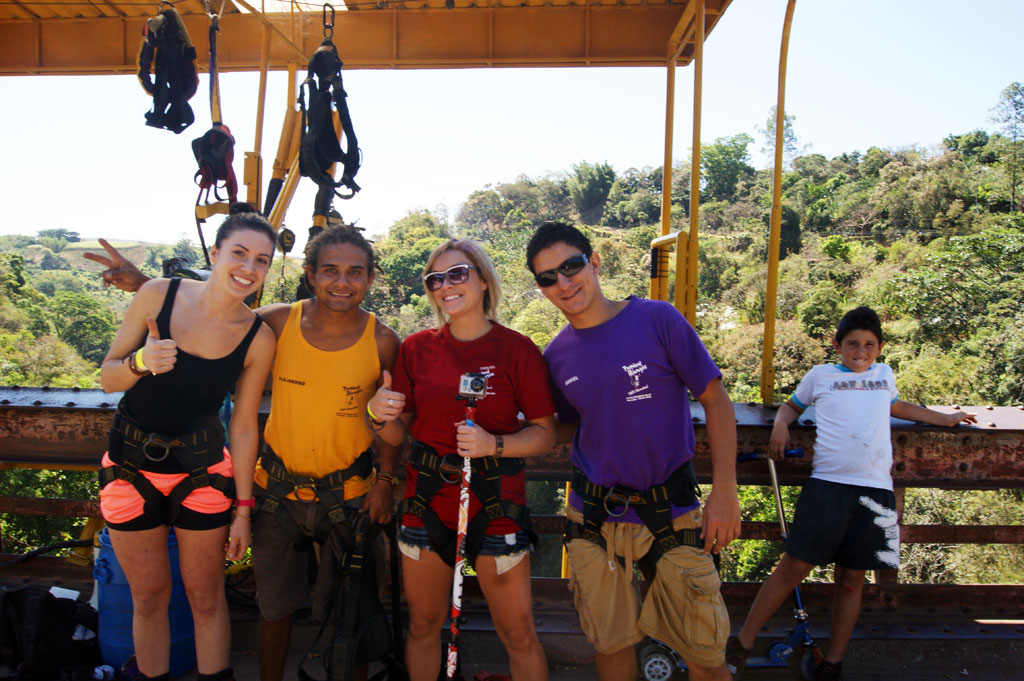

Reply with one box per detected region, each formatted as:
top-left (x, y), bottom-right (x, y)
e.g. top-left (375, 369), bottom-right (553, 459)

top-left (251, 226), bottom-right (401, 681)
top-left (84, 224), bottom-right (402, 681)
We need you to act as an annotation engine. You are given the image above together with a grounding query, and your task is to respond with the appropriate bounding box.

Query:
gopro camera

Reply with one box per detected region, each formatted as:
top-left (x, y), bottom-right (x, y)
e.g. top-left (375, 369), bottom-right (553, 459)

top-left (458, 372), bottom-right (488, 400)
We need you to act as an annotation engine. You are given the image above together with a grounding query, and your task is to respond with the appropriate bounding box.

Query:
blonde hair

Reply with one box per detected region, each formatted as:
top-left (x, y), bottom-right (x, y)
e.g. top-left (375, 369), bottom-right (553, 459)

top-left (422, 239), bottom-right (502, 329)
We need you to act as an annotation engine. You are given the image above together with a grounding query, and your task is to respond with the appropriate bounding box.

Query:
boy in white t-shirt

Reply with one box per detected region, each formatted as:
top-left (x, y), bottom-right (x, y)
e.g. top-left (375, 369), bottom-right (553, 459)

top-left (727, 307), bottom-right (976, 681)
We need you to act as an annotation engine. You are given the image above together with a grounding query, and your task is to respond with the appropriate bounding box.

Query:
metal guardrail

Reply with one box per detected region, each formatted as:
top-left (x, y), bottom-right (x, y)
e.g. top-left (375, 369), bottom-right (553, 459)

top-left (1, 387), bottom-right (1023, 640)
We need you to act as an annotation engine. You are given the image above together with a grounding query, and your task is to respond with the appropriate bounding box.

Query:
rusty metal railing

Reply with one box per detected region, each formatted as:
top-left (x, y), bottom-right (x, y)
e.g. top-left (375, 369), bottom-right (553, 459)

top-left (2, 387), bottom-right (1023, 641)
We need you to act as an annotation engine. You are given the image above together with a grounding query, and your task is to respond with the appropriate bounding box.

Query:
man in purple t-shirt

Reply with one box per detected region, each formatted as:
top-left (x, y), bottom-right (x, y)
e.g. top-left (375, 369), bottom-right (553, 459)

top-left (526, 222), bottom-right (740, 681)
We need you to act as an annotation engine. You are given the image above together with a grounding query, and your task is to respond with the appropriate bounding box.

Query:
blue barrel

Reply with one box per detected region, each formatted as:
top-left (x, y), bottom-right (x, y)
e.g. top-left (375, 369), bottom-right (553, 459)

top-left (93, 528), bottom-right (197, 678)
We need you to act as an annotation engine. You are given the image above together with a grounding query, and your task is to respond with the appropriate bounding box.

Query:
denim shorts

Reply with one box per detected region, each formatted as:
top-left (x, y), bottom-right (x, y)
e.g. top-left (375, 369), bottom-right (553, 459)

top-left (398, 524), bottom-right (533, 557)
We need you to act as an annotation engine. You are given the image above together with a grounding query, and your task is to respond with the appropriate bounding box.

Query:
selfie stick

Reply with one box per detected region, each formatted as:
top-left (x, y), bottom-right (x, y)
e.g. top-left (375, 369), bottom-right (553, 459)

top-left (446, 398), bottom-right (477, 680)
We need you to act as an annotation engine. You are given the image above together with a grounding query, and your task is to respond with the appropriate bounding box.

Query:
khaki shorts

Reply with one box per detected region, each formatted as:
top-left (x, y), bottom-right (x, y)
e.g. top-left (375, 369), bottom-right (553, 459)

top-left (252, 495), bottom-right (381, 622)
top-left (565, 506), bottom-right (728, 668)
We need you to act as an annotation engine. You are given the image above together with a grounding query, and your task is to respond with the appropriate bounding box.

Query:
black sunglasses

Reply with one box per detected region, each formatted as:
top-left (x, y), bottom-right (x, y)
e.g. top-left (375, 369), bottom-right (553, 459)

top-left (534, 253), bottom-right (589, 288)
top-left (423, 264), bottom-right (478, 291)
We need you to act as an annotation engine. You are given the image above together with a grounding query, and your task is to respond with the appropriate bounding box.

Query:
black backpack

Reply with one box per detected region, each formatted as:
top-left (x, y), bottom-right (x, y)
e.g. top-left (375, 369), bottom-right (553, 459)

top-left (0, 587), bottom-right (101, 680)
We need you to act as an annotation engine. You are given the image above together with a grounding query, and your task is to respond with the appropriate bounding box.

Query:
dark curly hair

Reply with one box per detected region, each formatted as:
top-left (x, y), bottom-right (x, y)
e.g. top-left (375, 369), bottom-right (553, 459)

top-left (303, 224), bottom-right (376, 273)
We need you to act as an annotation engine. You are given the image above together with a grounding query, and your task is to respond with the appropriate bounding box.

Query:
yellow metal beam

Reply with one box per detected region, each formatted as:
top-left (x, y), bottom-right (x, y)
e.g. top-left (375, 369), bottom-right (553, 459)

top-left (678, 0), bottom-right (703, 324)
top-left (760, 0), bottom-right (798, 406)
top-left (0, 6), bottom-right (711, 75)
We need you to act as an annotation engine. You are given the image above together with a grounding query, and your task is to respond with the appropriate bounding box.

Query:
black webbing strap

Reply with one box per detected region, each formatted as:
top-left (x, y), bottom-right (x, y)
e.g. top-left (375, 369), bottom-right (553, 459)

top-left (395, 440), bottom-right (533, 568)
top-left (137, 5), bottom-right (198, 134)
top-left (565, 461), bottom-right (702, 564)
top-left (258, 444), bottom-right (372, 552)
top-left (99, 410), bottom-right (233, 525)
top-left (297, 37), bottom-right (361, 200)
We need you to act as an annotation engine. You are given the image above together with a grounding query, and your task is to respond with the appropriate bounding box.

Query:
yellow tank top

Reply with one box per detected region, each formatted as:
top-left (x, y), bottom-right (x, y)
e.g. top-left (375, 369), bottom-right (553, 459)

top-left (256, 302), bottom-right (379, 500)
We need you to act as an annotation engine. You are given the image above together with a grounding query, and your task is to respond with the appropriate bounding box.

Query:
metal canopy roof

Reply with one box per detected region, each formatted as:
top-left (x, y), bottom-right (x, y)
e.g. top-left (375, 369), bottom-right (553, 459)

top-left (0, 0), bottom-right (730, 75)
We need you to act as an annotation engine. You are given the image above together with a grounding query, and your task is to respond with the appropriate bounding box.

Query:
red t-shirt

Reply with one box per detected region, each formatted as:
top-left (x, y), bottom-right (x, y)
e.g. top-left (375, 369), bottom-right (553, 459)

top-left (392, 323), bottom-right (556, 534)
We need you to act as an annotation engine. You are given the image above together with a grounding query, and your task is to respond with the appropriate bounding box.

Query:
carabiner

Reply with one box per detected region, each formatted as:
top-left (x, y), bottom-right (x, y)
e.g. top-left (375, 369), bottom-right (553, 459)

top-left (322, 3), bottom-right (335, 40)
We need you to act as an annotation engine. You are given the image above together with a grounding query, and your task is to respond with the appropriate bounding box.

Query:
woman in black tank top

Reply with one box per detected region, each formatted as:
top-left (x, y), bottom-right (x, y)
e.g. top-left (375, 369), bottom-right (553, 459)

top-left (97, 205), bottom-right (277, 681)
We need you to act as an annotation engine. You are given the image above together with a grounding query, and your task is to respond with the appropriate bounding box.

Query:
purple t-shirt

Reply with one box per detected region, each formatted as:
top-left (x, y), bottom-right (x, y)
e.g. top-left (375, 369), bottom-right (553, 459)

top-left (544, 297), bottom-right (722, 524)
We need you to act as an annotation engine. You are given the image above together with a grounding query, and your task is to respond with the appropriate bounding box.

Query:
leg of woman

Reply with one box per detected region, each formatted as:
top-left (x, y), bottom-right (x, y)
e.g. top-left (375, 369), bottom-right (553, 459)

top-left (108, 526), bottom-right (173, 677)
top-left (176, 525), bottom-right (232, 674)
top-left (402, 549), bottom-right (455, 681)
top-left (475, 555), bottom-right (548, 681)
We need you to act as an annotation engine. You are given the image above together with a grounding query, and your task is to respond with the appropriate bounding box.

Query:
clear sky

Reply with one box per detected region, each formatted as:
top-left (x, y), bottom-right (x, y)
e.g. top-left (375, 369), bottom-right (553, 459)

top-left (2, 0), bottom-right (1022, 249)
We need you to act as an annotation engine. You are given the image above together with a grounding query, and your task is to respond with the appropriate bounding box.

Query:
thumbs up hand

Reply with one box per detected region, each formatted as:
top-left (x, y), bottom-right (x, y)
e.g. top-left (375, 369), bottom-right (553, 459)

top-left (140, 317), bottom-right (178, 375)
top-left (368, 370), bottom-right (405, 422)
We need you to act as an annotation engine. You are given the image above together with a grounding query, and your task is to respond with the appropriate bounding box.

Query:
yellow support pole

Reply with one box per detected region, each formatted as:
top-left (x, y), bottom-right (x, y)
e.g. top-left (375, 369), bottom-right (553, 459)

top-left (760, 0), bottom-right (798, 406)
top-left (652, 57), bottom-right (677, 304)
top-left (244, 20), bottom-right (273, 208)
top-left (681, 0), bottom-right (704, 324)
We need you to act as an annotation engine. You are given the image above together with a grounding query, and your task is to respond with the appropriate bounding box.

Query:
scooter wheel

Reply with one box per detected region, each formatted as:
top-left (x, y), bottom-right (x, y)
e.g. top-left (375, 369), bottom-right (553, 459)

top-left (789, 645), bottom-right (822, 681)
top-left (640, 643), bottom-right (679, 681)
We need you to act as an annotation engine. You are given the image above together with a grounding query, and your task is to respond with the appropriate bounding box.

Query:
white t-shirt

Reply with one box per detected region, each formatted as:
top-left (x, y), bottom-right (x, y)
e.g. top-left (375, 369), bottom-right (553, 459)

top-left (791, 363), bottom-right (898, 491)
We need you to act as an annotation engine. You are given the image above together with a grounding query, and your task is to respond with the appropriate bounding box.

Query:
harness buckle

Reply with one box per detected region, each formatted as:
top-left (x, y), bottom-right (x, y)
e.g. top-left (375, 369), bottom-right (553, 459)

top-left (142, 433), bottom-right (178, 462)
top-left (603, 488), bottom-right (642, 518)
top-left (439, 454), bottom-right (463, 484)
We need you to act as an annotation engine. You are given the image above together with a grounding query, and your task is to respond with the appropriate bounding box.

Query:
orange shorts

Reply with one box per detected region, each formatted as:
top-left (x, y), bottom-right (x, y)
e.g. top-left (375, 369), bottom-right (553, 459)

top-left (99, 449), bottom-right (234, 526)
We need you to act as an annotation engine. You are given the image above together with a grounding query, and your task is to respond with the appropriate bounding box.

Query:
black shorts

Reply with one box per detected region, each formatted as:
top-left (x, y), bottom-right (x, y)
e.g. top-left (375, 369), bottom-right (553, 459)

top-left (785, 477), bottom-right (900, 571)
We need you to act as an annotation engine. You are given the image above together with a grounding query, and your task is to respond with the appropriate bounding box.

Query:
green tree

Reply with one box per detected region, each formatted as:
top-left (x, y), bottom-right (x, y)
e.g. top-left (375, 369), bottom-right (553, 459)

top-left (37, 228), bottom-right (81, 243)
top-left (36, 236), bottom-right (68, 253)
top-left (172, 237), bottom-right (201, 265)
top-left (48, 291), bottom-right (118, 364)
top-left (796, 280), bottom-right (845, 340)
top-left (566, 161), bottom-right (616, 224)
top-left (991, 82), bottom-right (1024, 210)
top-left (701, 134), bottom-right (754, 202)
top-left (821, 234), bottom-right (852, 262)
top-left (757, 105), bottom-right (800, 170)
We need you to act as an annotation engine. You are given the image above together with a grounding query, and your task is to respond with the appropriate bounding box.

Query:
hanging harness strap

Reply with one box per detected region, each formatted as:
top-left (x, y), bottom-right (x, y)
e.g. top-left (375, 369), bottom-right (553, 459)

top-left (137, 3), bottom-right (198, 134)
top-left (257, 444), bottom-right (373, 553)
top-left (297, 515), bottom-right (400, 681)
top-left (191, 6), bottom-right (238, 208)
top-left (565, 461), bottom-right (702, 566)
top-left (396, 440), bottom-right (536, 568)
top-left (99, 410), bottom-right (234, 525)
top-left (297, 12), bottom-right (361, 201)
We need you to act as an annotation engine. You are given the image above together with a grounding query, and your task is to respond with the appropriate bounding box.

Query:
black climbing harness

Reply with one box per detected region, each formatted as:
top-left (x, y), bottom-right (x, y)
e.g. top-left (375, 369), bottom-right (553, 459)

top-left (137, 1), bottom-right (199, 134)
top-left (99, 409), bottom-right (235, 526)
top-left (256, 443), bottom-right (374, 554)
top-left (565, 461), bottom-right (704, 572)
top-left (297, 4), bottom-right (362, 200)
top-left (396, 440), bottom-right (537, 568)
top-left (297, 516), bottom-right (406, 681)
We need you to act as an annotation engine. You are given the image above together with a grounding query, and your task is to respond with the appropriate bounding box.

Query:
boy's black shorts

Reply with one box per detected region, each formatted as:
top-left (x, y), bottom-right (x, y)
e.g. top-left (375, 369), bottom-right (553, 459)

top-left (785, 477), bottom-right (900, 571)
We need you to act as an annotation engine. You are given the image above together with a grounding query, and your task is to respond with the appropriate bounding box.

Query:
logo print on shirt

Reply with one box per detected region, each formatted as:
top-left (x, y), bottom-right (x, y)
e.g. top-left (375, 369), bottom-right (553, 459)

top-left (337, 385), bottom-right (363, 417)
top-left (477, 365), bottom-right (497, 396)
top-left (829, 378), bottom-right (890, 392)
top-left (859, 495), bottom-right (900, 569)
top-left (622, 361), bottom-right (652, 402)
top-left (564, 376), bottom-right (579, 387)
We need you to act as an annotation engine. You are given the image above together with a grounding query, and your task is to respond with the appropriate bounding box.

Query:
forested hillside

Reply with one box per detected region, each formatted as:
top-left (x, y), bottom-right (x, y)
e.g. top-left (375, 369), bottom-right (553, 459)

top-left (2, 83), bottom-right (1022, 583)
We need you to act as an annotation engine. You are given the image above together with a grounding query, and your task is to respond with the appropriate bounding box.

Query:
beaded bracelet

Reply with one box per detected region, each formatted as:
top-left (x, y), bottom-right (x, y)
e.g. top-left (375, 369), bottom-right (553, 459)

top-left (374, 472), bottom-right (400, 488)
top-left (126, 350), bottom-right (148, 377)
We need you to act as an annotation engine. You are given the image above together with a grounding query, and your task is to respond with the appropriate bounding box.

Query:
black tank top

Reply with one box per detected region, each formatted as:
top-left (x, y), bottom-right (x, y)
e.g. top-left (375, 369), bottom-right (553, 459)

top-left (113, 278), bottom-right (263, 471)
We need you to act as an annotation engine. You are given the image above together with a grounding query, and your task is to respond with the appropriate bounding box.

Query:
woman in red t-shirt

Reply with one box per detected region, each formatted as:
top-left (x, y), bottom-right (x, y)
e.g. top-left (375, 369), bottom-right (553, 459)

top-left (368, 239), bottom-right (556, 681)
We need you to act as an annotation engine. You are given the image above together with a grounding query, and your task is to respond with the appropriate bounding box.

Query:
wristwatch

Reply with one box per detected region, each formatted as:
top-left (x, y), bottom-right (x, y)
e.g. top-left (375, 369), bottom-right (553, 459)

top-left (494, 434), bottom-right (504, 459)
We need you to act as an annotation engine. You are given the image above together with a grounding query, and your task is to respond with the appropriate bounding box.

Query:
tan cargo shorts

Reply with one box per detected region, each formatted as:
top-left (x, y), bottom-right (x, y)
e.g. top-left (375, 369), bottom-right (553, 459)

top-left (565, 505), bottom-right (729, 668)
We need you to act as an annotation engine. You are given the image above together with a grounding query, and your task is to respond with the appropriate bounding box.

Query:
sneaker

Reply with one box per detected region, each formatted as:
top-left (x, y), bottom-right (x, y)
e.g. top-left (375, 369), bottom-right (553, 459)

top-left (724, 636), bottom-right (750, 679)
top-left (814, 659), bottom-right (844, 681)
